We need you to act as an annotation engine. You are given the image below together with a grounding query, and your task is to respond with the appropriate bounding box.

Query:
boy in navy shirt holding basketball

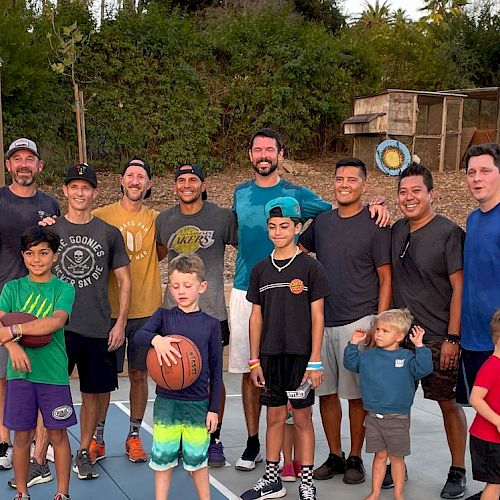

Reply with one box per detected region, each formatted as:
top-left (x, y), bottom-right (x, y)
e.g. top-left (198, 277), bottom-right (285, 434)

top-left (0, 226), bottom-right (76, 500)
top-left (241, 196), bottom-right (330, 500)
top-left (135, 254), bottom-right (223, 500)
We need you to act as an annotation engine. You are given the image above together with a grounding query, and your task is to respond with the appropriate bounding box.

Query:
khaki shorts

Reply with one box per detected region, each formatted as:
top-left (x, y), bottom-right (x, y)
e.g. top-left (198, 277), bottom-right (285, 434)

top-left (316, 315), bottom-right (375, 400)
top-left (228, 288), bottom-right (253, 373)
top-left (365, 413), bottom-right (411, 457)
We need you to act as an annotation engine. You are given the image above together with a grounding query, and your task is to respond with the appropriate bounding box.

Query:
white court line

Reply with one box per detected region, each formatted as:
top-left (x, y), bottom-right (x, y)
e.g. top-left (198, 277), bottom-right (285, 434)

top-left (113, 401), bottom-right (239, 500)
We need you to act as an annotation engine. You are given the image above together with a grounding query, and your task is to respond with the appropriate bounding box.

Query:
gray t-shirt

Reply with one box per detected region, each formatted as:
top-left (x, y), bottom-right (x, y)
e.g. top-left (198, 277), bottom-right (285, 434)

top-left (0, 187), bottom-right (60, 290)
top-left (156, 202), bottom-right (238, 321)
top-left (299, 206), bottom-right (391, 327)
top-left (391, 215), bottom-right (465, 341)
top-left (52, 216), bottom-right (130, 338)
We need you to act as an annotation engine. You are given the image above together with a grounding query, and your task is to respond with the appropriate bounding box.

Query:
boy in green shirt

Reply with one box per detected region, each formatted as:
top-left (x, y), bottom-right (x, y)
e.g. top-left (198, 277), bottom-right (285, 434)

top-left (0, 226), bottom-right (76, 500)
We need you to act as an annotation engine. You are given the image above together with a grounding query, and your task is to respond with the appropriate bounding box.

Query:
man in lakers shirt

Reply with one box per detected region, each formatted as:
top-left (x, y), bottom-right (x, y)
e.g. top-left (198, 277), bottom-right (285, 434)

top-left (92, 158), bottom-right (162, 464)
top-left (156, 163), bottom-right (237, 467)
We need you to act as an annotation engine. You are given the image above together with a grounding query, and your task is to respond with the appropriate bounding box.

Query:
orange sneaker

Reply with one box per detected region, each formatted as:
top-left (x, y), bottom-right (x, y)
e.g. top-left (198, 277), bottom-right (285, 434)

top-left (89, 438), bottom-right (106, 464)
top-left (125, 435), bottom-right (147, 463)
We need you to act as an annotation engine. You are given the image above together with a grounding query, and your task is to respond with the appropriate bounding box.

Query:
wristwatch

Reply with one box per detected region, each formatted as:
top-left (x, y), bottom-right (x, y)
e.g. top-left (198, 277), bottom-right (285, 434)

top-left (444, 333), bottom-right (460, 345)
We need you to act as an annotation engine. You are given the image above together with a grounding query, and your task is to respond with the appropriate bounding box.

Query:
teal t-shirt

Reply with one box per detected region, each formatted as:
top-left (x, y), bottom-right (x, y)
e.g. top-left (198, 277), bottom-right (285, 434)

top-left (0, 275), bottom-right (75, 384)
top-left (232, 178), bottom-right (331, 291)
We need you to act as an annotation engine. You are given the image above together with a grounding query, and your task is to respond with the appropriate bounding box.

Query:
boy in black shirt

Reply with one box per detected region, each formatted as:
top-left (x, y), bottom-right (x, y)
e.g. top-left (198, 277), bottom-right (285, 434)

top-left (240, 197), bottom-right (330, 500)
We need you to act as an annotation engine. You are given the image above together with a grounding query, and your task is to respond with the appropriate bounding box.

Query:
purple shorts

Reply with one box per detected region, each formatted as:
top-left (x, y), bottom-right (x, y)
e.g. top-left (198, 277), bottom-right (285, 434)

top-left (4, 379), bottom-right (77, 431)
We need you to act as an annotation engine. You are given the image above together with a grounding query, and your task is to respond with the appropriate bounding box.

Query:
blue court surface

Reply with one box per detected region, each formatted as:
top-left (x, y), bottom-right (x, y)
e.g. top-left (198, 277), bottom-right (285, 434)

top-left (0, 402), bottom-right (235, 500)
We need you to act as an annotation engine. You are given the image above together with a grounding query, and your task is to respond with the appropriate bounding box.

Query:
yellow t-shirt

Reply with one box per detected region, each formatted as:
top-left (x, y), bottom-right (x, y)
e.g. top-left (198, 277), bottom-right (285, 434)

top-left (93, 202), bottom-right (162, 319)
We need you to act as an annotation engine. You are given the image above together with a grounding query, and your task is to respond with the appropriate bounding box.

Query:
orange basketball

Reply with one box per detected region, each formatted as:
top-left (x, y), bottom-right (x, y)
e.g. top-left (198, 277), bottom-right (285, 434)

top-left (0, 312), bottom-right (52, 348)
top-left (146, 335), bottom-right (202, 390)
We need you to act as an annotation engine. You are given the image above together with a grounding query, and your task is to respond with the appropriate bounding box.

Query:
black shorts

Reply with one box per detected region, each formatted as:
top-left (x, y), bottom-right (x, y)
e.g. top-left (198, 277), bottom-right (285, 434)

top-left (116, 317), bottom-right (151, 373)
top-left (66, 331), bottom-right (118, 394)
top-left (420, 340), bottom-right (458, 401)
top-left (260, 354), bottom-right (314, 410)
top-left (220, 320), bottom-right (230, 347)
top-left (456, 348), bottom-right (493, 405)
top-left (470, 434), bottom-right (500, 484)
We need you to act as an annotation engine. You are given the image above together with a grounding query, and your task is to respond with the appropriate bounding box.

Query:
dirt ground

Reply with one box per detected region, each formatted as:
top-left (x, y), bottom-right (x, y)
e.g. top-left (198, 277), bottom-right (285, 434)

top-left (42, 155), bottom-right (477, 285)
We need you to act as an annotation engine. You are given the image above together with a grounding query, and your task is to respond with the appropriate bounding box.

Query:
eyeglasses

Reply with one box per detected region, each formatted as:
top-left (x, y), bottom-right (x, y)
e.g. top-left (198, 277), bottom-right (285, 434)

top-left (399, 233), bottom-right (411, 259)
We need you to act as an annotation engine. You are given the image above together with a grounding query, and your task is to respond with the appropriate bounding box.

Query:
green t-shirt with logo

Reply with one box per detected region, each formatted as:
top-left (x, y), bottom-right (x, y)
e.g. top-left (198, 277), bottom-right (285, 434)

top-left (0, 275), bottom-right (75, 384)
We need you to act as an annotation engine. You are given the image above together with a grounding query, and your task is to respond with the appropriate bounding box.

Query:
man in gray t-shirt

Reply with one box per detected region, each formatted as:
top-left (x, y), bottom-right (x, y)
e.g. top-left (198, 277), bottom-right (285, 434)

top-left (156, 164), bottom-right (237, 467)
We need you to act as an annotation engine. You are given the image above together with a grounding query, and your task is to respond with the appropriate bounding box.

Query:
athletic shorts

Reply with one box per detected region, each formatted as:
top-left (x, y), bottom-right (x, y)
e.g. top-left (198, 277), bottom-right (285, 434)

top-left (260, 354), bottom-right (314, 410)
top-left (470, 434), bottom-right (500, 484)
top-left (4, 379), bottom-right (77, 431)
top-left (317, 315), bottom-right (374, 399)
top-left (228, 288), bottom-right (253, 373)
top-left (116, 317), bottom-right (151, 373)
top-left (456, 348), bottom-right (492, 405)
top-left (66, 331), bottom-right (118, 394)
top-left (365, 413), bottom-right (411, 457)
top-left (419, 340), bottom-right (459, 401)
top-left (150, 396), bottom-right (209, 472)
top-left (0, 346), bottom-right (7, 378)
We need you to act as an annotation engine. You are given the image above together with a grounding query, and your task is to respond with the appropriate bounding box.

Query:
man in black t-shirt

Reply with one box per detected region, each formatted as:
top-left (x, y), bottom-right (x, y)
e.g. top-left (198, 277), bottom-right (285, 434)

top-left (0, 138), bottom-right (60, 474)
top-left (299, 157), bottom-right (392, 485)
top-left (391, 163), bottom-right (467, 499)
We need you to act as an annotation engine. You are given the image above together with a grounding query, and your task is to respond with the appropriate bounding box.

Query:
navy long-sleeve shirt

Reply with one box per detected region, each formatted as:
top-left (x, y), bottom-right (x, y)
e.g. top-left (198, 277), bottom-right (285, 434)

top-left (135, 307), bottom-right (223, 413)
top-left (344, 343), bottom-right (433, 414)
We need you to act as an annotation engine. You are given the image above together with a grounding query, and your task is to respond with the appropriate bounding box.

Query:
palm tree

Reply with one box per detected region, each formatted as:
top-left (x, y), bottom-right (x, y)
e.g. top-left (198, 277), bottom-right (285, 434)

top-left (356, 0), bottom-right (392, 28)
top-left (419, 0), bottom-right (468, 24)
top-left (391, 8), bottom-right (410, 25)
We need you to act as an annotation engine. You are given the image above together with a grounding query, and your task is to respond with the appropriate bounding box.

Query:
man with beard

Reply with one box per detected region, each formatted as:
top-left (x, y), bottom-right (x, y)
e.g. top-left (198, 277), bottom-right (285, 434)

top-left (91, 158), bottom-right (162, 464)
top-left (229, 128), bottom-right (331, 471)
top-left (0, 138), bottom-right (59, 475)
top-left (156, 164), bottom-right (237, 467)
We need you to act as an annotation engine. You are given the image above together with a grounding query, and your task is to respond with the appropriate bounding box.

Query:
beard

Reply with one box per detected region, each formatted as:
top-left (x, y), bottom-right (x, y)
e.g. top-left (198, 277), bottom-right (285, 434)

top-left (12, 171), bottom-right (36, 186)
top-left (124, 185), bottom-right (146, 202)
top-left (252, 158), bottom-right (278, 177)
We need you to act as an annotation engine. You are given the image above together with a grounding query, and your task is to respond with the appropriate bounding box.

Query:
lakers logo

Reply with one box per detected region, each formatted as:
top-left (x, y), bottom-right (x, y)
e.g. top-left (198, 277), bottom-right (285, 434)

top-left (168, 225), bottom-right (215, 254)
top-left (289, 279), bottom-right (305, 295)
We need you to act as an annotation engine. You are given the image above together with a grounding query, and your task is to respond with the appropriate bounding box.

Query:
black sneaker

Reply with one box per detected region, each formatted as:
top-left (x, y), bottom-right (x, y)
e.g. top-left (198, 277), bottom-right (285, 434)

top-left (8, 458), bottom-right (52, 488)
top-left (343, 455), bottom-right (365, 484)
top-left (381, 462), bottom-right (408, 489)
top-left (72, 449), bottom-right (99, 480)
top-left (441, 467), bottom-right (466, 499)
top-left (240, 476), bottom-right (286, 499)
top-left (235, 445), bottom-right (263, 471)
top-left (298, 482), bottom-right (317, 500)
top-left (312, 452), bottom-right (346, 480)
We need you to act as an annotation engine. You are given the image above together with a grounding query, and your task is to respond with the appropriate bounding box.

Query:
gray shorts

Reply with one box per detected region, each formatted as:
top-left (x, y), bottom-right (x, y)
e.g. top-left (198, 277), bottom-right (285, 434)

top-left (365, 413), bottom-right (411, 457)
top-left (0, 346), bottom-right (7, 378)
top-left (316, 315), bottom-right (374, 399)
top-left (116, 317), bottom-right (151, 372)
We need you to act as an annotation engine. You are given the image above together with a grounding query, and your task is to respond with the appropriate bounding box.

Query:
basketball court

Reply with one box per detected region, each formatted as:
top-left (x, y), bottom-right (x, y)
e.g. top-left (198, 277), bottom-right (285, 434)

top-left (0, 373), bottom-right (483, 499)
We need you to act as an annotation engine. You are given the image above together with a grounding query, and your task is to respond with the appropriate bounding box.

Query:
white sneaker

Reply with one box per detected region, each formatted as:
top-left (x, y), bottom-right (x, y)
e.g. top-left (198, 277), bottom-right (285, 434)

top-left (0, 442), bottom-right (13, 470)
top-left (46, 444), bottom-right (55, 463)
top-left (235, 447), bottom-right (263, 471)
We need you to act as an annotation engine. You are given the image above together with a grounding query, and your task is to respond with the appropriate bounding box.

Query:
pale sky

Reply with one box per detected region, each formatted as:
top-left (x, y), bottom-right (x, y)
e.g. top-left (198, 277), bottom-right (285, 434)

top-left (341, 0), bottom-right (425, 20)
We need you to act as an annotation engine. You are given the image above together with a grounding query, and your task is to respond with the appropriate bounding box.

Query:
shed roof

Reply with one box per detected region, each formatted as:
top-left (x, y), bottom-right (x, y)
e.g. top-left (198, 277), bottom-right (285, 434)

top-left (342, 113), bottom-right (385, 124)
top-left (355, 89), bottom-right (467, 99)
top-left (443, 87), bottom-right (499, 100)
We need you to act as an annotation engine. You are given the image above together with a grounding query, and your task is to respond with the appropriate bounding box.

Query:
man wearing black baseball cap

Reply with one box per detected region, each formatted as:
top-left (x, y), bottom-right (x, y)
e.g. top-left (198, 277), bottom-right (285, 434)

top-left (0, 137), bottom-right (60, 477)
top-left (91, 157), bottom-right (161, 464)
top-left (156, 163), bottom-right (237, 467)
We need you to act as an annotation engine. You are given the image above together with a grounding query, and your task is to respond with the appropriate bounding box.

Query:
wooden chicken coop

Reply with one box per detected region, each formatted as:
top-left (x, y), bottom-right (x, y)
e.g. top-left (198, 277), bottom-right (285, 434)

top-left (343, 89), bottom-right (467, 171)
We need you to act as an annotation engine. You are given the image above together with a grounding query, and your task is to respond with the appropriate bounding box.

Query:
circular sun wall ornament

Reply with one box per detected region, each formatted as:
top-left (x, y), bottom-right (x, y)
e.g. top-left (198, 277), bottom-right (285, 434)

top-left (375, 140), bottom-right (412, 176)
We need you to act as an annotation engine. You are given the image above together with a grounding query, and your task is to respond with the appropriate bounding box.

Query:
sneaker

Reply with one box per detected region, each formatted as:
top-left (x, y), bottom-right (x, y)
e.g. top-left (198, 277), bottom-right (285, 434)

top-left (441, 467), bottom-right (466, 499)
top-left (0, 442), bottom-right (13, 470)
top-left (343, 455), bottom-right (365, 484)
top-left (381, 462), bottom-right (408, 489)
top-left (125, 435), bottom-right (147, 463)
top-left (89, 438), bottom-right (106, 464)
top-left (46, 444), bottom-right (55, 463)
top-left (464, 493), bottom-right (483, 500)
top-left (8, 458), bottom-right (52, 488)
top-left (313, 452), bottom-right (346, 480)
top-left (54, 495), bottom-right (71, 500)
top-left (240, 476), bottom-right (286, 500)
top-left (72, 449), bottom-right (99, 480)
top-left (293, 460), bottom-right (302, 477)
top-left (14, 494), bottom-right (30, 500)
top-left (280, 463), bottom-right (296, 482)
top-left (235, 446), bottom-right (263, 471)
top-left (208, 440), bottom-right (226, 467)
top-left (299, 483), bottom-right (317, 500)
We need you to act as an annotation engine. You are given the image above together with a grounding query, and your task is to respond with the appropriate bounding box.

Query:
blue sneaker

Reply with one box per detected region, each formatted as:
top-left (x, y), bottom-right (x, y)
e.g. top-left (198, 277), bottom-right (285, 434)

top-left (240, 476), bottom-right (286, 499)
top-left (208, 440), bottom-right (226, 467)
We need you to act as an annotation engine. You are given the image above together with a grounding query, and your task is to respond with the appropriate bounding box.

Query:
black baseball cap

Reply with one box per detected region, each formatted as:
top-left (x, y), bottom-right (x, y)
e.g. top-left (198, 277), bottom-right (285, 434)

top-left (64, 163), bottom-right (97, 188)
top-left (175, 164), bottom-right (207, 200)
top-left (121, 158), bottom-right (152, 199)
